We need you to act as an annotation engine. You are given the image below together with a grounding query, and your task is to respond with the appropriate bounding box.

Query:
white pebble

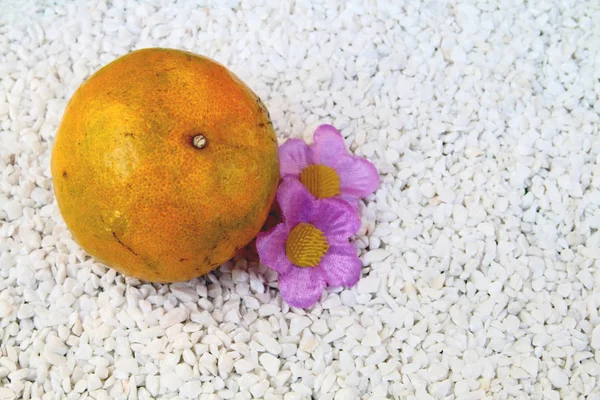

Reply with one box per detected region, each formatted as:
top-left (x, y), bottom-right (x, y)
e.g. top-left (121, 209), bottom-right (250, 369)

top-left (115, 357), bottom-right (139, 375)
top-left (590, 325), bottom-right (600, 350)
top-left (160, 307), bottom-right (189, 329)
top-left (450, 305), bottom-right (468, 328)
top-left (19, 228), bottom-right (41, 251)
top-left (477, 222), bottom-right (495, 237)
top-left (170, 284), bottom-right (199, 303)
top-left (250, 380), bottom-right (270, 398)
top-left (335, 388), bottom-right (357, 400)
top-left (234, 359), bottom-right (254, 374)
top-left (0, 302), bottom-right (12, 318)
top-left (362, 249), bottom-right (390, 264)
top-left (255, 332), bottom-right (282, 355)
top-left (175, 363), bottom-right (193, 381)
top-left (357, 275), bottom-right (379, 294)
top-left (146, 376), bottom-right (159, 396)
top-left (180, 381), bottom-right (203, 399)
top-left (361, 328), bottom-right (382, 347)
top-left (521, 357), bottom-right (538, 377)
top-left (0, 388), bottom-right (16, 400)
top-left (547, 367), bottom-right (569, 389)
top-left (259, 353), bottom-right (281, 377)
top-left (433, 236), bottom-right (452, 257)
top-left (289, 317), bottom-right (312, 335)
top-left (87, 374), bottom-right (102, 391)
top-left (218, 353), bottom-right (234, 375)
top-left (3, 200), bottom-right (22, 220)
top-left (405, 251), bottom-right (419, 267)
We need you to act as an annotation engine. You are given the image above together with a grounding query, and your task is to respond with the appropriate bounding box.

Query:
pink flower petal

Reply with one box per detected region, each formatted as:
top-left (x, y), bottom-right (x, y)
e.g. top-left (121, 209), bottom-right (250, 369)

top-left (337, 195), bottom-right (361, 214)
top-left (319, 242), bottom-right (362, 287)
top-left (279, 139), bottom-right (313, 177)
top-left (256, 224), bottom-right (294, 274)
top-left (277, 179), bottom-right (316, 227)
top-left (335, 156), bottom-right (379, 198)
top-left (279, 267), bottom-right (326, 308)
top-left (311, 124), bottom-right (349, 167)
top-left (311, 198), bottom-right (360, 243)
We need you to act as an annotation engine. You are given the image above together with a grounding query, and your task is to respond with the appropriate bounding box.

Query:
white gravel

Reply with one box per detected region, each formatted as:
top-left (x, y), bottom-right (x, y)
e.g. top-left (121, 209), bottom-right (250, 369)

top-left (1, 0), bottom-right (600, 399)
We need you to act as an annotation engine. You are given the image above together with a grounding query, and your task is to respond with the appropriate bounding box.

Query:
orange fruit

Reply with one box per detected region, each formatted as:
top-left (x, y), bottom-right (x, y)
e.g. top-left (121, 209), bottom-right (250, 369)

top-left (51, 48), bottom-right (279, 282)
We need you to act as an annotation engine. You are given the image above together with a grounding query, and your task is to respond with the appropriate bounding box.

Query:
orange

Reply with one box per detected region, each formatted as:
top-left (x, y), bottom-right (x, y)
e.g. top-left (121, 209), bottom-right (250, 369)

top-left (51, 48), bottom-right (279, 282)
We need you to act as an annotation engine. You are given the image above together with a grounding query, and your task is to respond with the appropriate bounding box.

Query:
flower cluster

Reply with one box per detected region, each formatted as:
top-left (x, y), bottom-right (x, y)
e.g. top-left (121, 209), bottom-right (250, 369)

top-left (257, 124), bottom-right (379, 308)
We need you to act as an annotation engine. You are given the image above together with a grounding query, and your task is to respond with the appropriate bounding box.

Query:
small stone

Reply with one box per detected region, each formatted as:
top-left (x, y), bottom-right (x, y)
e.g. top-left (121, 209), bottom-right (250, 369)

top-left (385, 148), bottom-right (399, 163)
top-left (357, 275), bottom-right (379, 294)
top-left (17, 304), bottom-right (34, 319)
top-left (521, 357), bottom-right (538, 377)
top-left (87, 374), bottom-right (103, 391)
top-left (453, 205), bottom-right (468, 225)
top-left (95, 365), bottom-right (109, 380)
top-left (547, 367), bottom-right (569, 388)
top-left (258, 304), bottom-right (279, 317)
top-left (590, 325), bottom-right (600, 350)
top-left (7, 368), bottom-right (28, 382)
top-left (362, 249), bottom-right (390, 264)
top-left (450, 305), bottom-right (468, 328)
top-left (504, 315), bottom-right (520, 333)
top-left (0, 302), bottom-right (12, 318)
top-left (146, 376), bottom-right (159, 396)
top-left (405, 251), bottom-right (418, 267)
top-left (255, 332), bottom-right (282, 355)
top-left (19, 228), bottom-right (41, 251)
top-left (175, 363), bottom-right (193, 381)
top-left (218, 353), bottom-right (234, 375)
top-left (335, 388), bottom-right (357, 400)
top-left (311, 319), bottom-right (329, 335)
top-left (170, 283), bottom-right (199, 303)
top-left (433, 236), bottom-right (452, 257)
top-left (557, 283), bottom-right (571, 298)
top-left (3, 200), bottom-right (22, 220)
top-left (232, 268), bottom-right (249, 283)
top-left (289, 317), bottom-right (312, 336)
top-left (420, 182), bottom-right (436, 198)
top-left (510, 367), bottom-right (529, 379)
top-left (340, 291), bottom-right (357, 307)
top-left (429, 380), bottom-right (452, 397)
top-left (0, 388), bottom-right (16, 400)
top-left (323, 329), bottom-right (345, 343)
top-left (259, 353), bottom-right (281, 376)
top-left (180, 381), bottom-right (203, 399)
top-left (428, 363), bottom-right (449, 381)
top-left (281, 343), bottom-right (297, 358)
top-left (361, 328), bottom-right (382, 347)
top-left (115, 357), bottom-right (139, 375)
top-left (73, 380), bottom-right (87, 393)
top-left (234, 359), bottom-right (254, 374)
top-left (250, 380), bottom-right (270, 398)
top-left (160, 307), bottom-right (189, 328)
top-left (477, 222), bottom-right (495, 237)
top-left (299, 335), bottom-right (318, 352)
top-left (582, 360), bottom-right (600, 376)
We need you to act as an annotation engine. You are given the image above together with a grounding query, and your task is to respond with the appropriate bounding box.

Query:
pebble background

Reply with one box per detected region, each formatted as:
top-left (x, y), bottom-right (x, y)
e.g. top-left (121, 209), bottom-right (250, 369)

top-left (1, 0), bottom-right (600, 399)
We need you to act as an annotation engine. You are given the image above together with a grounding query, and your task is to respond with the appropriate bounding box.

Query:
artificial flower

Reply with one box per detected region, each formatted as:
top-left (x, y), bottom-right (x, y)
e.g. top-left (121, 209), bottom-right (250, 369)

top-left (278, 124), bottom-right (379, 207)
top-left (256, 179), bottom-right (362, 308)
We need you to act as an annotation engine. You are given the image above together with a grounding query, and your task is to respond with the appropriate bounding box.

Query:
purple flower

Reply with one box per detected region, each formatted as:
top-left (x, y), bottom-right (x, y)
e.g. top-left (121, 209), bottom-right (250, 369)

top-left (279, 124), bottom-right (379, 207)
top-left (256, 179), bottom-right (362, 308)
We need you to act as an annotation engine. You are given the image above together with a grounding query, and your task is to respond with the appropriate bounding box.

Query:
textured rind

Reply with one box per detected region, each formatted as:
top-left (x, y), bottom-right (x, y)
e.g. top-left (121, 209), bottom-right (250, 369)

top-left (51, 48), bottom-right (279, 282)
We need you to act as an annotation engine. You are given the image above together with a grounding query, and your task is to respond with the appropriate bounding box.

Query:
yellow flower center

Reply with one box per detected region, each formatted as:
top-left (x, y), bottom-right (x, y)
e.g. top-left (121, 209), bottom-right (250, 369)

top-left (299, 164), bottom-right (341, 199)
top-left (285, 223), bottom-right (329, 267)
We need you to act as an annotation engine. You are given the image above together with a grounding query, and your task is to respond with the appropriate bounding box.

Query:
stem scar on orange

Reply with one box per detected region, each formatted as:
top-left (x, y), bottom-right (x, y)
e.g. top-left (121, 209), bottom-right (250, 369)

top-left (51, 48), bottom-right (280, 283)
